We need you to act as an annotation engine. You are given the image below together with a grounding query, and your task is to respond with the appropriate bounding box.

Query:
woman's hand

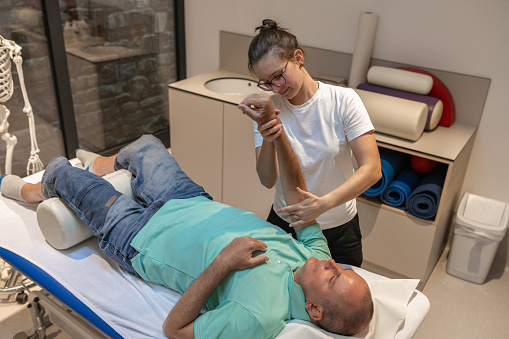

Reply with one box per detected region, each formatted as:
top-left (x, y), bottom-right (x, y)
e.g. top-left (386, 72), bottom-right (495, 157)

top-left (257, 114), bottom-right (282, 143)
top-left (276, 187), bottom-right (329, 227)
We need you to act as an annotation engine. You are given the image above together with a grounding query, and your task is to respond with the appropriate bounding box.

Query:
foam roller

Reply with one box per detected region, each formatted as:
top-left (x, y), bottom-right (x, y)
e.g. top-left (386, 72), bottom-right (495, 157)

top-left (357, 83), bottom-right (443, 131)
top-left (354, 89), bottom-right (427, 141)
top-left (367, 66), bottom-right (433, 95)
top-left (398, 67), bottom-right (455, 127)
top-left (36, 169), bottom-right (133, 250)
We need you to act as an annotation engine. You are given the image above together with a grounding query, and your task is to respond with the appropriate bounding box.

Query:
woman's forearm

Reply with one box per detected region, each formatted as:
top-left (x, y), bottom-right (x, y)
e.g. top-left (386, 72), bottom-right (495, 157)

top-left (322, 161), bottom-right (382, 211)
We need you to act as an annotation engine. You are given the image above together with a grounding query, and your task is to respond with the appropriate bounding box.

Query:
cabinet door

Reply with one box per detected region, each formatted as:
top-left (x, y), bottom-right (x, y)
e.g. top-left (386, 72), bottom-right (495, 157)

top-left (358, 201), bottom-right (436, 280)
top-left (169, 89), bottom-right (223, 201)
top-left (223, 103), bottom-right (274, 218)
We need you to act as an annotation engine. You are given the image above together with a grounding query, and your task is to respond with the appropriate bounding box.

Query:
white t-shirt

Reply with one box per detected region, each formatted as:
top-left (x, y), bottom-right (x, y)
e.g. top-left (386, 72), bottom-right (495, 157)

top-left (253, 82), bottom-right (374, 230)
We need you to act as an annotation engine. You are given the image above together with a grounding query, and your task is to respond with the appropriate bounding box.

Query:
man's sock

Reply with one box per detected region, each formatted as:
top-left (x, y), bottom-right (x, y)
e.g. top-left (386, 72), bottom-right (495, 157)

top-left (0, 174), bottom-right (28, 202)
top-left (76, 149), bottom-right (100, 174)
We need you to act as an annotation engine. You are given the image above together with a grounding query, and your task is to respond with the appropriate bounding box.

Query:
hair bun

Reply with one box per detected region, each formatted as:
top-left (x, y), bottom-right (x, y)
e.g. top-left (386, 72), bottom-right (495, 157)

top-left (259, 19), bottom-right (278, 31)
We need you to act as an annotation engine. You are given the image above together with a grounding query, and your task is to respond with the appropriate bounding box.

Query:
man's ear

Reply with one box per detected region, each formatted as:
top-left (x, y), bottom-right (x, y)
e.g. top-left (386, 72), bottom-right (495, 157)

top-left (305, 301), bottom-right (324, 322)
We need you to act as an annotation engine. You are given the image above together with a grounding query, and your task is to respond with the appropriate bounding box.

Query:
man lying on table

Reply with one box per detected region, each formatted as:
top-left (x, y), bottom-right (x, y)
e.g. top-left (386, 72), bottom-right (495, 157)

top-left (0, 94), bottom-right (373, 338)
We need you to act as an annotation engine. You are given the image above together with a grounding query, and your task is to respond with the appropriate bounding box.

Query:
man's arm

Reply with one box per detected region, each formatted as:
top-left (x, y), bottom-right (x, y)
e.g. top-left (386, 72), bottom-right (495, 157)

top-left (162, 237), bottom-right (268, 339)
top-left (238, 94), bottom-right (316, 232)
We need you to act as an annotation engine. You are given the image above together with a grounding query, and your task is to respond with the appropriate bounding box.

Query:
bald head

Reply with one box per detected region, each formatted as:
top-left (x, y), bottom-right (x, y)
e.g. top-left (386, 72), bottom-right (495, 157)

top-left (293, 258), bottom-right (373, 335)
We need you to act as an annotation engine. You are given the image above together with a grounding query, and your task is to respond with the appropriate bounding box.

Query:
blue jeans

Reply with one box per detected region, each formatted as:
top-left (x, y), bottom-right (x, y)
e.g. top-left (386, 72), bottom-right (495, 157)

top-left (41, 135), bottom-right (212, 276)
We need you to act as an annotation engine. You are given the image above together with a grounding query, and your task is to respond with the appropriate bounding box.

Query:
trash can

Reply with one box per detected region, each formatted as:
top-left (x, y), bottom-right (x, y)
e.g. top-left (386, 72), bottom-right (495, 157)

top-left (446, 192), bottom-right (509, 284)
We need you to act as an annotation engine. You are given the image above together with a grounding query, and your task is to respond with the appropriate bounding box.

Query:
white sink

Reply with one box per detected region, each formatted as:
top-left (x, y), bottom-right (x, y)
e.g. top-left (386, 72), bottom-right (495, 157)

top-left (204, 77), bottom-right (262, 96)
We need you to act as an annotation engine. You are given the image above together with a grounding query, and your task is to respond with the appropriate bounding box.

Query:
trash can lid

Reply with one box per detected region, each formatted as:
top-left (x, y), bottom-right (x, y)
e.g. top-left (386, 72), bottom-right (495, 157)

top-left (455, 193), bottom-right (509, 237)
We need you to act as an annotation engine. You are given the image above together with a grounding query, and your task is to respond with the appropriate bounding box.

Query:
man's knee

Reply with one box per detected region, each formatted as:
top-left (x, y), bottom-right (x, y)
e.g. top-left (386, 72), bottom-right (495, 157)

top-left (124, 134), bottom-right (163, 153)
top-left (45, 156), bottom-right (71, 176)
top-left (137, 134), bottom-right (162, 147)
top-left (41, 156), bottom-right (72, 198)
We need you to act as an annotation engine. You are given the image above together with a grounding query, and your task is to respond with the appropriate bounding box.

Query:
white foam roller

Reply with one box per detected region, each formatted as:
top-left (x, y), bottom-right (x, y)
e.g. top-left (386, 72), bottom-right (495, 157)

top-left (367, 66), bottom-right (433, 95)
top-left (354, 89), bottom-right (428, 141)
top-left (348, 12), bottom-right (378, 89)
top-left (36, 169), bottom-right (134, 250)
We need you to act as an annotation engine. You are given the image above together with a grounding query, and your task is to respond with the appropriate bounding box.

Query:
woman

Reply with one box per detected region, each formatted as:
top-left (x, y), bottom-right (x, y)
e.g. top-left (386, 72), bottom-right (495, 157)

top-left (247, 19), bottom-right (381, 266)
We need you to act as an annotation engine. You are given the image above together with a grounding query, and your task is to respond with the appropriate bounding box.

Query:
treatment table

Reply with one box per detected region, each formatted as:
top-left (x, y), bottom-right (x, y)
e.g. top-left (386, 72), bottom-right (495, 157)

top-left (0, 165), bottom-right (429, 338)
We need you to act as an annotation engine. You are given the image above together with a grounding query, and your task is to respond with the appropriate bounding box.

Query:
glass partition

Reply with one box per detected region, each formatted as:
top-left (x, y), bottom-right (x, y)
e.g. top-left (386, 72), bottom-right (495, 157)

top-left (59, 0), bottom-right (177, 152)
top-left (0, 2), bottom-right (65, 176)
top-left (0, 1), bottom-right (180, 176)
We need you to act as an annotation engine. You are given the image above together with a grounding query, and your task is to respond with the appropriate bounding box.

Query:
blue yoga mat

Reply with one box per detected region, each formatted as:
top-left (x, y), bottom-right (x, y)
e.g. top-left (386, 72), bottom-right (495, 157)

top-left (364, 149), bottom-right (409, 197)
top-left (381, 166), bottom-right (423, 209)
top-left (406, 164), bottom-right (448, 219)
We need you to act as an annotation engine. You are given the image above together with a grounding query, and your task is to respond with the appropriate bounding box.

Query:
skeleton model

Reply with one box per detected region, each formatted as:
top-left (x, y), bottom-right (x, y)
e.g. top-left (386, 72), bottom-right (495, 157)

top-left (0, 34), bottom-right (43, 175)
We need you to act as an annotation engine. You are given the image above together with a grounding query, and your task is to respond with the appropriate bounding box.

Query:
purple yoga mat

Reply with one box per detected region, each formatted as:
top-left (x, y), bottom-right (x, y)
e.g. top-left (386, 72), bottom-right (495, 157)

top-left (357, 83), bottom-right (443, 131)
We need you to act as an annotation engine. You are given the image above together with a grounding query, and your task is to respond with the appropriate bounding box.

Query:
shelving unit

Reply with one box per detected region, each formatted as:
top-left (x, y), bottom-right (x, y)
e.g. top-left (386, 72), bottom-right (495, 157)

top-left (357, 124), bottom-right (477, 288)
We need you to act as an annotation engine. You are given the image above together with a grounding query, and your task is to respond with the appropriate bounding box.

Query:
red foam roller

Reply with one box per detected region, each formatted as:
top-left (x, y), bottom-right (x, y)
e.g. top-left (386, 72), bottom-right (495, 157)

top-left (411, 155), bottom-right (437, 173)
top-left (398, 67), bottom-right (455, 127)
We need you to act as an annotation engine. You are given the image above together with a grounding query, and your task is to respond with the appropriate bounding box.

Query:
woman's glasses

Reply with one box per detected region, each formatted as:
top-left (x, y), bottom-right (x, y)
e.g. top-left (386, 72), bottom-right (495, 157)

top-left (257, 60), bottom-right (289, 91)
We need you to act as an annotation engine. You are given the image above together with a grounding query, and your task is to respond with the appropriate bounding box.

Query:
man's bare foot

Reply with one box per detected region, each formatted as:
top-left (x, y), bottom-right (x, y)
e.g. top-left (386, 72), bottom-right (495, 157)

top-left (92, 155), bottom-right (116, 176)
top-left (21, 182), bottom-right (45, 203)
top-left (76, 149), bottom-right (116, 176)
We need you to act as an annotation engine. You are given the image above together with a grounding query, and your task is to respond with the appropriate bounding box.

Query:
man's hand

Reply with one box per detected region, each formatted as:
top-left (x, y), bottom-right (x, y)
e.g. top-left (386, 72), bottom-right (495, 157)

top-left (238, 94), bottom-right (278, 126)
top-left (163, 237), bottom-right (268, 338)
top-left (217, 237), bottom-right (269, 271)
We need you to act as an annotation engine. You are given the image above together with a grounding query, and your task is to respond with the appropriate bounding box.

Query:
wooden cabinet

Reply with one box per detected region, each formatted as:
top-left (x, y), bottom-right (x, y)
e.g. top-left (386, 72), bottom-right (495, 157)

top-left (169, 88), bottom-right (274, 218)
top-left (357, 123), bottom-right (477, 288)
top-left (169, 90), bottom-right (223, 200)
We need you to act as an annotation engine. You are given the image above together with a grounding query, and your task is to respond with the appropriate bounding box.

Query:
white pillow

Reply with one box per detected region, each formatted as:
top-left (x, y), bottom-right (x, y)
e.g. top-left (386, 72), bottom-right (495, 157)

top-left (277, 270), bottom-right (429, 339)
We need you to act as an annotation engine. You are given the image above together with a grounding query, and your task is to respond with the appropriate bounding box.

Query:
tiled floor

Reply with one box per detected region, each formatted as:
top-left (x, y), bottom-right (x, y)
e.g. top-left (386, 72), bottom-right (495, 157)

top-left (415, 244), bottom-right (509, 338)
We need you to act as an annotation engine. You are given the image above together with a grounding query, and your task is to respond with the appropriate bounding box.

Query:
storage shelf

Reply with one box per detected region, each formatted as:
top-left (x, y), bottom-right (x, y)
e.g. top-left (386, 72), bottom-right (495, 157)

top-left (358, 195), bottom-right (438, 226)
top-left (364, 144), bottom-right (452, 226)
top-left (374, 123), bottom-right (476, 161)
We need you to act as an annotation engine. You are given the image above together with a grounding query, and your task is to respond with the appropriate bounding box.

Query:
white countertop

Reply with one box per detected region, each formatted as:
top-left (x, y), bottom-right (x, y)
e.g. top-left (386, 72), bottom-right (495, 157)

top-left (168, 69), bottom-right (263, 105)
top-left (169, 70), bottom-right (477, 161)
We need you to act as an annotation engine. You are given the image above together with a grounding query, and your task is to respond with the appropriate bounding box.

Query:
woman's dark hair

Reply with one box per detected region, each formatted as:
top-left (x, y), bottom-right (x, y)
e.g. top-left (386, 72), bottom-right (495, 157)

top-left (248, 19), bottom-right (303, 74)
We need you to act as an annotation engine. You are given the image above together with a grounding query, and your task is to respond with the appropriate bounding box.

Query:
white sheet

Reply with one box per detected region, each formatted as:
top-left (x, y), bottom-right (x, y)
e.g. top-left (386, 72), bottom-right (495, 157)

top-left (0, 170), bottom-right (429, 339)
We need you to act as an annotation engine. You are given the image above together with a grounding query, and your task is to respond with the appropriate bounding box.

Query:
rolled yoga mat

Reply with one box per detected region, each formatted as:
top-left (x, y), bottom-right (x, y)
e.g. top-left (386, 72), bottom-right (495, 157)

top-left (348, 12), bottom-right (378, 89)
top-left (357, 83), bottom-right (443, 131)
top-left (381, 166), bottom-right (423, 209)
top-left (354, 89), bottom-right (428, 141)
top-left (398, 67), bottom-right (456, 127)
top-left (364, 149), bottom-right (409, 197)
top-left (366, 66), bottom-right (433, 95)
top-left (406, 164), bottom-right (448, 220)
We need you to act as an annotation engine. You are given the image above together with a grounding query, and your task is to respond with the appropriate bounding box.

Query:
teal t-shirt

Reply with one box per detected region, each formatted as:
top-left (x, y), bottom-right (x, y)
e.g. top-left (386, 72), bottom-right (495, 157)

top-left (130, 196), bottom-right (331, 339)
